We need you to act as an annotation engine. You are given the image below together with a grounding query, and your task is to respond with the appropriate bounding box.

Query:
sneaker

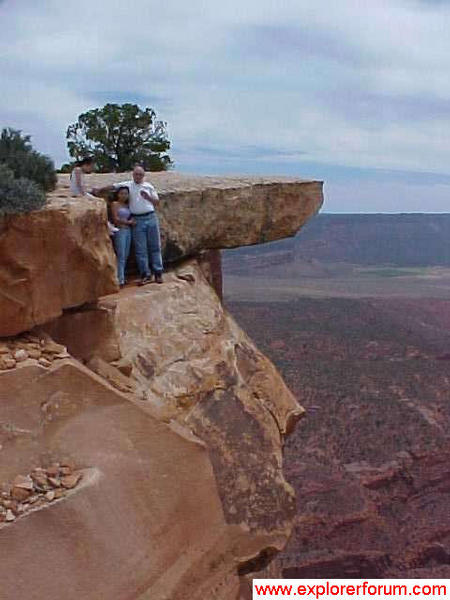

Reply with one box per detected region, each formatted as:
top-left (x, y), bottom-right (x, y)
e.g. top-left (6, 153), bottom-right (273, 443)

top-left (155, 272), bottom-right (163, 284)
top-left (138, 275), bottom-right (152, 286)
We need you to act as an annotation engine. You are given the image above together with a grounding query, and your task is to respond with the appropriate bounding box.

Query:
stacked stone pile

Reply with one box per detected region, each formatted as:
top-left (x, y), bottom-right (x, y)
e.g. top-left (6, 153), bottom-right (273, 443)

top-left (0, 464), bottom-right (82, 525)
top-left (0, 333), bottom-right (70, 370)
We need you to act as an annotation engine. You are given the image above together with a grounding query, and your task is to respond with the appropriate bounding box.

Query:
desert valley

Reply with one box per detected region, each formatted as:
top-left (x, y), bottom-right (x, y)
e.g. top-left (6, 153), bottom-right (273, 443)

top-left (224, 213), bottom-right (450, 580)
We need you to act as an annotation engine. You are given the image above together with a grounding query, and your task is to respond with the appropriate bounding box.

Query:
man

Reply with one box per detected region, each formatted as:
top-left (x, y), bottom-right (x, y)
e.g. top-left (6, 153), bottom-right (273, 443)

top-left (94, 165), bottom-right (163, 285)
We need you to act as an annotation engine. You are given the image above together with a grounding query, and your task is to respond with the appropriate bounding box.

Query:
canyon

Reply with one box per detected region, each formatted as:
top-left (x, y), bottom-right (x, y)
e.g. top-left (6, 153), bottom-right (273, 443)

top-left (224, 215), bottom-right (450, 581)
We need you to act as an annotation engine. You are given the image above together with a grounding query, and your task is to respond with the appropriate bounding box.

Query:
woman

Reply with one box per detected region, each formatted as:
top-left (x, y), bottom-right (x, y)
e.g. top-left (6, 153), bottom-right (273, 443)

top-left (70, 157), bottom-right (94, 196)
top-left (71, 157), bottom-right (118, 235)
top-left (110, 186), bottom-right (135, 287)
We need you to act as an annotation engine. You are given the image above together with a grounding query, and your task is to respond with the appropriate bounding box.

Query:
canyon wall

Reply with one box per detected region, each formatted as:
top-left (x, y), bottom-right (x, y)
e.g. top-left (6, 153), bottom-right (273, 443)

top-left (0, 172), bottom-right (323, 600)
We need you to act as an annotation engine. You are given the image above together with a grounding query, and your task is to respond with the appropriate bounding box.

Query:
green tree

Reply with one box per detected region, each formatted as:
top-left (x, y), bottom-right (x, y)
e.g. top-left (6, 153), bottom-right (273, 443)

top-left (66, 103), bottom-right (173, 172)
top-left (0, 128), bottom-right (56, 192)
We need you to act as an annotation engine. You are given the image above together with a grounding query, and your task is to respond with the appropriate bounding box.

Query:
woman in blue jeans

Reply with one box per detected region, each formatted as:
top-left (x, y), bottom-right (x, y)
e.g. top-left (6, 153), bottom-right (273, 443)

top-left (110, 187), bottom-right (135, 287)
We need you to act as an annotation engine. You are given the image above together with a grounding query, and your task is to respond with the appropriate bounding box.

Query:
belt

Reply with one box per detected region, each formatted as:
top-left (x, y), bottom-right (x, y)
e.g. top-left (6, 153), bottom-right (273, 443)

top-left (131, 211), bottom-right (154, 217)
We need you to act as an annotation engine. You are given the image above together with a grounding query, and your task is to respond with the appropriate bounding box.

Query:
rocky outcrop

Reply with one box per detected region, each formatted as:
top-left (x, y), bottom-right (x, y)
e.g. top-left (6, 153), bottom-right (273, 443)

top-left (56, 172), bottom-right (323, 262)
top-left (0, 171), bottom-right (323, 599)
top-left (0, 266), bottom-right (302, 599)
top-left (0, 358), bottom-right (243, 599)
top-left (0, 197), bottom-right (118, 337)
top-left (44, 260), bottom-right (303, 547)
top-left (1, 173), bottom-right (322, 337)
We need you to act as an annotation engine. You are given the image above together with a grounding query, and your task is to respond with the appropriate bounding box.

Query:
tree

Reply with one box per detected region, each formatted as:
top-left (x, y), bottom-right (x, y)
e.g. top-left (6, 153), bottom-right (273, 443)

top-left (0, 128), bottom-right (57, 192)
top-left (66, 103), bottom-right (173, 172)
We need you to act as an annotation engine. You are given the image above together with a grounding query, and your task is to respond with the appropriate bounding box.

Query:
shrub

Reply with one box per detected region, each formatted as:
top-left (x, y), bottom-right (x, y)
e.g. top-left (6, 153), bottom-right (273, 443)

top-left (0, 128), bottom-right (57, 192)
top-left (0, 164), bottom-right (46, 216)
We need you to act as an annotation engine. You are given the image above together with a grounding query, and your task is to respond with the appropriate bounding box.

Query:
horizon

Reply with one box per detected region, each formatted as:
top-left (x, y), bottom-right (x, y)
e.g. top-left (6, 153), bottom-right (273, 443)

top-left (2, 0), bottom-right (450, 212)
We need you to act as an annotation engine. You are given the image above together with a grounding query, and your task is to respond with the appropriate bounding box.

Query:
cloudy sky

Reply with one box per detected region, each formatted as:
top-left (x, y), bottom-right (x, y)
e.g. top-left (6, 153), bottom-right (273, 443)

top-left (1, 0), bottom-right (450, 212)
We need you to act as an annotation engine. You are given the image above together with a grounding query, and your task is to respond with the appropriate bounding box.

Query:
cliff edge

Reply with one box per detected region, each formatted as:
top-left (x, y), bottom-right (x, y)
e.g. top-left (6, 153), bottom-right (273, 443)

top-left (0, 172), bottom-right (323, 600)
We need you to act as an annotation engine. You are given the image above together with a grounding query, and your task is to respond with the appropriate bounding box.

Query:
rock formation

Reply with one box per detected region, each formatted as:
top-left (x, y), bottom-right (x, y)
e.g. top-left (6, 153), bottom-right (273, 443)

top-left (0, 197), bottom-right (117, 337)
top-left (0, 172), bottom-right (323, 599)
top-left (0, 173), bottom-right (322, 337)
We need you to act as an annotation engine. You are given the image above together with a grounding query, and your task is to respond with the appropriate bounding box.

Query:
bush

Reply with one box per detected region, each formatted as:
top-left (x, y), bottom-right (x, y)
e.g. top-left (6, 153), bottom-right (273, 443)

top-left (0, 128), bottom-right (57, 192)
top-left (0, 164), bottom-right (46, 216)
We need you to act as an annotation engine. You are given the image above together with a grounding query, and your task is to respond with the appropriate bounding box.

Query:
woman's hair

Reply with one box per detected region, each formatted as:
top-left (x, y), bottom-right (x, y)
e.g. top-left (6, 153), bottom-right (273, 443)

top-left (76, 157), bottom-right (94, 167)
top-left (113, 186), bottom-right (129, 202)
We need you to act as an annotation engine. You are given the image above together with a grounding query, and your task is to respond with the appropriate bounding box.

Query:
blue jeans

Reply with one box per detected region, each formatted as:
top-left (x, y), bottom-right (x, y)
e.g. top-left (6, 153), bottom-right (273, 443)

top-left (132, 213), bottom-right (163, 277)
top-left (113, 227), bottom-right (132, 285)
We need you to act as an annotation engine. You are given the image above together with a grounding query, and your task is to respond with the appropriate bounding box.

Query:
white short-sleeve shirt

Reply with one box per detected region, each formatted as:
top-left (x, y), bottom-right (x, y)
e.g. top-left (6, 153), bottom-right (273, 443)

top-left (113, 180), bottom-right (159, 215)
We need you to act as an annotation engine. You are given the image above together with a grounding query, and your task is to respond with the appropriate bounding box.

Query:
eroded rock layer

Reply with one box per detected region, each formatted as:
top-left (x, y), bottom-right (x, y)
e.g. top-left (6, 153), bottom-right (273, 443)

top-left (55, 172), bottom-right (323, 261)
top-left (44, 260), bottom-right (303, 553)
top-left (1, 173), bottom-right (322, 337)
top-left (0, 358), bottom-right (244, 599)
top-left (0, 197), bottom-right (118, 337)
top-left (0, 171), bottom-right (323, 598)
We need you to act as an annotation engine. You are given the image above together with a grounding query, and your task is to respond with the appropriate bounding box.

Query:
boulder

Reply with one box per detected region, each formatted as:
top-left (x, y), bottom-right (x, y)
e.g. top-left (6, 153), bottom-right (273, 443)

top-left (0, 196), bottom-right (118, 337)
top-left (0, 360), bottom-right (248, 600)
top-left (44, 259), bottom-right (303, 556)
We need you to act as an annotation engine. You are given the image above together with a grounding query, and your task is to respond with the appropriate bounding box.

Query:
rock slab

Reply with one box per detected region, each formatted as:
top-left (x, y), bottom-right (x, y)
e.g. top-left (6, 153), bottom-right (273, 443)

top-left (45, 259), bottom-right (303, 560)
top-left (55, 172), bottom-right (323, 261)
top-left (1, 173), bottom-right (322, 337)
top-left (0, 197), bottom-right (118, 337)
top-left (0, 360), bottom-right (246, 600)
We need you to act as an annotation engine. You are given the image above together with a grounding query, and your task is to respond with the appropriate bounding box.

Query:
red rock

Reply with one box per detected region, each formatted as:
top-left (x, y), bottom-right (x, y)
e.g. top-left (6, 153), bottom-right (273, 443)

top-left (61, 473), bottom-right (81, 489)
top-left (0, 198), bottom-right (118, 337)
top-left (45, 464), bottom-right (60, 477)
top-left (0, 357), bottom-right (16, 370)
top-left (30, 472), bottom-right (48, 488)
top-left (11, 487), bottom-right (31, 502)
top-left (43, 340), bottom-right (67, 355)
top-left (38, 357), bottom-right (52, 367)
top-left (12, 475), bottom-right (33, 490)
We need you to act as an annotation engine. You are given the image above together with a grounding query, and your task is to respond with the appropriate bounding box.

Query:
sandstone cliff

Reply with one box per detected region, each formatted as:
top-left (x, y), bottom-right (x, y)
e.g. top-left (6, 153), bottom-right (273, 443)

top-left (0, 172), bottom-right (323, 599)
top-left (0, 173), bottom-right (322, 337)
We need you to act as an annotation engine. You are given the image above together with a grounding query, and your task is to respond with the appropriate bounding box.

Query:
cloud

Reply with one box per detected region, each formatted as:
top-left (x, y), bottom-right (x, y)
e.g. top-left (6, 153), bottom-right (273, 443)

top-left (1, 0), bottom-right (450, 211)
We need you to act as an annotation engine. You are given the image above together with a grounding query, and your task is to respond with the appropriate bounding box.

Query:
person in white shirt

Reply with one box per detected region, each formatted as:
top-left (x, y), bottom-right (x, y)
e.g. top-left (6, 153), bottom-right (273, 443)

top-left (70, 157), bottom-right (119, 235)
top-left (70, 157), bottom-right (94, 195)
top-left (93, 165), bottom-right (163, 284)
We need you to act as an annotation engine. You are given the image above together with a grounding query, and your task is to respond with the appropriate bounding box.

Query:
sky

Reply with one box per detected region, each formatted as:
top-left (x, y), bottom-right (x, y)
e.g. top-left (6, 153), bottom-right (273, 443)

top-left (1, 0), bottom-right (450, 212)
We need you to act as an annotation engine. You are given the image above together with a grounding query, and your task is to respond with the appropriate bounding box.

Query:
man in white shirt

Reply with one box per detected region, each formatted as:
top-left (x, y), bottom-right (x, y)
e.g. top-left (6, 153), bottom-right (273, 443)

top-left (94, 165), bottom-right (163, 285)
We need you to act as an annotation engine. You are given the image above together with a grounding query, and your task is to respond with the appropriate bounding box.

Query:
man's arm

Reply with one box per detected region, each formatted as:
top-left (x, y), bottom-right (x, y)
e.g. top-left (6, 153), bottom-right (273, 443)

top-left (91, 184), bottom-right (115, 197)
top-left (92, 181), bottom-right (128, 197)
